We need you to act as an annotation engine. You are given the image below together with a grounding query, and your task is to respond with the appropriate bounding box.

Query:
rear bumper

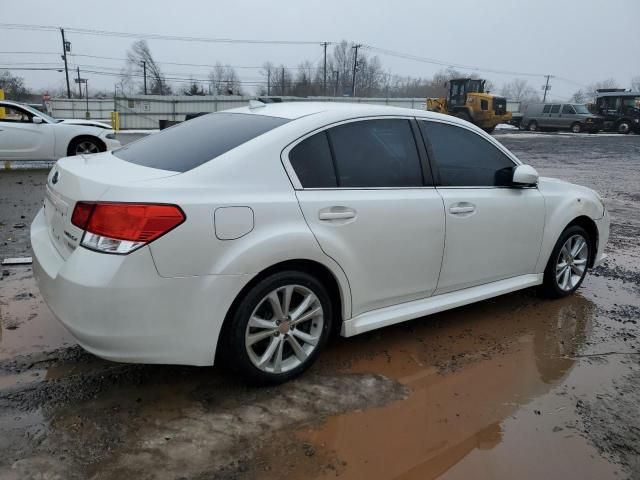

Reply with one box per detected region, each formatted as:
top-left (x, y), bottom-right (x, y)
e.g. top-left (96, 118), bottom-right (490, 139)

top-left (31, 208), bottom-right (250, 366)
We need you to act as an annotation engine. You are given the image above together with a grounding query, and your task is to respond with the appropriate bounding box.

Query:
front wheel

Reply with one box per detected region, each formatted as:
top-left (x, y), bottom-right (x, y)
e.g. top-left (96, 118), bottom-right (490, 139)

top-left (222, 271), bottom-right (333, 385)
top-left (617, 120), bottom-right (631, 134)
top-left (68, 137), bottom-right (105, 156)
top-left (571, 122), bottom-right (582, 134)
top-left (541, 225), bottom-right (591, 298)
top-left (528, 120), bottom-right (538, 131)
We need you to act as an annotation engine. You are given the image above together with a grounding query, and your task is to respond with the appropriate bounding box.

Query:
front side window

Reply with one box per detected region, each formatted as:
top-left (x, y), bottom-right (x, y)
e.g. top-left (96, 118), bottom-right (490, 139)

top-left (419, 121), bottom-right (515, 187)
top-left (326, 119), bottom-right (424, 188)
top-left (0, 105), bottom-right (33, 123)
top-left (562, 105), bottom-right (576, 114)
top-left (550, 105), bottom-right (561, 114)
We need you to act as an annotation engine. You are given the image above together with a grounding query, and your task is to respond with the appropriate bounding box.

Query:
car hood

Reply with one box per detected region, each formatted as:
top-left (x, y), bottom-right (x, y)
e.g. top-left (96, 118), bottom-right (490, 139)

top-left (59, 119), bottom-right (113, 129)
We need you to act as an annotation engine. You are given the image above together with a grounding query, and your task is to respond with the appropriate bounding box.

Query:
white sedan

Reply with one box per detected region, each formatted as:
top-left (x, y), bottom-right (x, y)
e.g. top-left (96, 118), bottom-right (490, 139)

top-left (31, 102), bottom-right (609, 384)
top-left (0, 100), bottom-right (120, 160)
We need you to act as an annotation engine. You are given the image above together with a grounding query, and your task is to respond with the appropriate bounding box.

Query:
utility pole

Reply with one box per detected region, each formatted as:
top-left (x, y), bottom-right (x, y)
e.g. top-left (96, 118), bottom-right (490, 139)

top-left (142, 61), bottom-right (147, 95)
top-left (334, 70), bottom-right (339, 97)
top-left (76, 66), bottom-right (82, 98)
top-left (351, 44), bottom-right (361, 97)
top-left (542, 74), bottom-right (552, 103)
top-left (322, 42), bottom-right (328, 95)
top-left (59, 28), bottom-right (71, 99)
top-left (281, 67), bottom-right (285, 96)
top-left (267, 68), bottom-right (271, 96)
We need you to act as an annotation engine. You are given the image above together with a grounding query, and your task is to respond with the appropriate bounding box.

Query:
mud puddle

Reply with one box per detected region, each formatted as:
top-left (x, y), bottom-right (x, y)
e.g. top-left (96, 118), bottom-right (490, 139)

top-left (0, 266), bottom-right (74, 361)
top-left (250, 272), bottom-right (639, 480)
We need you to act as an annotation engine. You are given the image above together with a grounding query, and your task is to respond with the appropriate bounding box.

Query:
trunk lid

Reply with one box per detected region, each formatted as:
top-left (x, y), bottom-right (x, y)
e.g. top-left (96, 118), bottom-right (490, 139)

top-left (43, 152), bottom-right (178, 259)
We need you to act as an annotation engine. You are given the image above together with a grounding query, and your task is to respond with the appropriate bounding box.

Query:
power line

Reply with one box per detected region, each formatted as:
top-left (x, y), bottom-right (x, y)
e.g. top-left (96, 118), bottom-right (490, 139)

top-left (363, 44), bottom-right (547, 78)
top-left (0, 23), bottom-right (328, 46)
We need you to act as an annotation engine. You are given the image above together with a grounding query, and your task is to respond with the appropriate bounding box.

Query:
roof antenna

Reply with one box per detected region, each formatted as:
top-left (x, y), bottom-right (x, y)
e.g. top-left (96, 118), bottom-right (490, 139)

top-left (249, 99), bottom-right (266, 109)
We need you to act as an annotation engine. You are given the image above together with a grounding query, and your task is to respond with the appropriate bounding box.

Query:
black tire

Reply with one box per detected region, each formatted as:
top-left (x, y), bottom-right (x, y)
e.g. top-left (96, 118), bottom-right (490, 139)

top-left (570, 122), bottom-right (582, 134)
top-left (221, 270), bottom-right (333, 385)
top-left (616, 120), bottom-right (632, 134)
top-left (67, 136), bottom-right (105, 156)
top-left (483, 126), bottom-right (496, 134)
top-left (528, 120), bottom-right (538, 132)
top-left (540, 225), bottom-right (592, 299)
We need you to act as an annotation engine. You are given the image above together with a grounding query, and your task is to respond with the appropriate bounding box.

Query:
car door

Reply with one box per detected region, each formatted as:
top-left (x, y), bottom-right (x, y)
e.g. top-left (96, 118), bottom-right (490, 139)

top-left (286, 117), bottom-right (446, 317)
top-left (547, 104), bottom-right (561, 128)
top-left (559, 104), bottom-right (576, 129)
top-left (418, 119), bottom-right (545, 295)
top-left (0, 104), bottom-right (54, 160)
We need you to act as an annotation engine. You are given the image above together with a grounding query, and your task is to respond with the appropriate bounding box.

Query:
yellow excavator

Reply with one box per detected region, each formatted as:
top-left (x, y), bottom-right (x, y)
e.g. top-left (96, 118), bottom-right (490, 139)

top-left (427, 78), bottom-right (511, 133)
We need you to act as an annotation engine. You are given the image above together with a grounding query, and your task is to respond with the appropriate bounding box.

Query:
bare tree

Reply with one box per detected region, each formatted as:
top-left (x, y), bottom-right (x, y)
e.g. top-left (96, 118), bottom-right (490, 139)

top-left (571, 89), bottom-right (588, 103)
top-left (631, 76), bottom-right (640, 91)
top-left (500, 78), bottom-right (540, 103)
top-left (124, 40), bottom-right (171, 95)
top-left (0, 70), bottom-right (30, 101)
top-left (182, 78), bottom-right (206, 96)
top-left (208, 63), bottom-right (242, 95)
top-left (588, 78), bottom-right (619, 93)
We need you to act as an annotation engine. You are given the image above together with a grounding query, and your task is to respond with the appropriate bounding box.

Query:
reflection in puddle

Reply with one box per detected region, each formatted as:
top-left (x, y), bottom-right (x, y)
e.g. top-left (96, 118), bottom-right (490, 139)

top-left (254, 290), bottom-right (617, 479)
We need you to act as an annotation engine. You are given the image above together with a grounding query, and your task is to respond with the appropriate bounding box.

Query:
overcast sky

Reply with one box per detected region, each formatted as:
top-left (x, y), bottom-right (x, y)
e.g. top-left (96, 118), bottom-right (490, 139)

top-left (1, 0), bottom-right (638, 99)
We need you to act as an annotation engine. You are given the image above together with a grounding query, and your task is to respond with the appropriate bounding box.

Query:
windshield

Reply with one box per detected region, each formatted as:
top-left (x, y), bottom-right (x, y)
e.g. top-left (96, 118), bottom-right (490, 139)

top-left (573, 105), bottom-right (590, 114)
top-left (19, 103), bottom-right (60, 123)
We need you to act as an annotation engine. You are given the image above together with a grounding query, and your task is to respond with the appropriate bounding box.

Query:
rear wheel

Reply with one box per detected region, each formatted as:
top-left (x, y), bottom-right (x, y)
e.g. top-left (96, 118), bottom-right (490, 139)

top-left (571, 122), bottom-right (582, 134)
top-left (617, 120), bottom-right (631, 134)
top-left (528, 120), bottom-right (538, 131)
top-left (68, 136), bottom-right (105, 156)
top-left (541, 225), bottom-right (591, 298)
top-left (222, 271), bottom-right (333, 385)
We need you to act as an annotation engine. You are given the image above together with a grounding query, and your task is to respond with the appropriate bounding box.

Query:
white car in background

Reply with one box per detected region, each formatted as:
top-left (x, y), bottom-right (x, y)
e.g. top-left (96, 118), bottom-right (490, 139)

top-left (31, 102), bottom-right (609, 384)
top-left (0, 100), bottom-right (120, 160)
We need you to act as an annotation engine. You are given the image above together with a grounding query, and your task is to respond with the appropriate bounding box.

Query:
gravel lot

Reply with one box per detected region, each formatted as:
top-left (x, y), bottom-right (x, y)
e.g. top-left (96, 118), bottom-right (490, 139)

top-left (0, 130), bottom-right (639, 480)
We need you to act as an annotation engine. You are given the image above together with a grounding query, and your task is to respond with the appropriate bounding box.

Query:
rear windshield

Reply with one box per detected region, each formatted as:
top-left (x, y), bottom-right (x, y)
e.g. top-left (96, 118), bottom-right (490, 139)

top-left (113, 112), bottom-right (289, 172)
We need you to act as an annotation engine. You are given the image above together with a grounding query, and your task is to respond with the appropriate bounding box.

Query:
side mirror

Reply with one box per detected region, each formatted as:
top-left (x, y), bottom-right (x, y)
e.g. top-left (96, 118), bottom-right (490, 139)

top-left (32, 116), bottom-right (44, 124)
top-left (512, 164), bottom-right (539, 186)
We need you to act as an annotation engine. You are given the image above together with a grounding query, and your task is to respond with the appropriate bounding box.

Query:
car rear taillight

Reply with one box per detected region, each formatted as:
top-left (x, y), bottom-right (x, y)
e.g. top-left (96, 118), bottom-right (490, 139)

top-left (71, 202), bottom-right (185, 254)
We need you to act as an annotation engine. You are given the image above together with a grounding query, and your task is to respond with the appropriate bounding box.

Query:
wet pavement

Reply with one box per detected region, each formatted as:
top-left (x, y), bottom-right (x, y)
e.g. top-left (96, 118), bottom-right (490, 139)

top-left (0, 131), bottom-right (639, 479)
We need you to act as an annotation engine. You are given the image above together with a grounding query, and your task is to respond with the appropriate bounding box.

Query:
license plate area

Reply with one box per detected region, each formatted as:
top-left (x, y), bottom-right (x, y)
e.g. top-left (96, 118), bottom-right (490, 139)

top-left (44, 187), bottom-right (70, 255)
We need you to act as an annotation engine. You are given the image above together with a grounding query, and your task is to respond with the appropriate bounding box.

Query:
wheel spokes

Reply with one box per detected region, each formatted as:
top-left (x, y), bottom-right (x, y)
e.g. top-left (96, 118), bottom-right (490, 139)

top-left (292, 329), bottom-right (320, 347)
top-left (245, 284), bottom-right (324, 374)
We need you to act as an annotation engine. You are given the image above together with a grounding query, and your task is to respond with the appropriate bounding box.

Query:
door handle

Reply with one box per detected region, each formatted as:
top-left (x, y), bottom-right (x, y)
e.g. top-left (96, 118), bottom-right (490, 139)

top-left (318, 207), bottom-right (356, 221)
top-left (449, 204), bottom-right (476, 215)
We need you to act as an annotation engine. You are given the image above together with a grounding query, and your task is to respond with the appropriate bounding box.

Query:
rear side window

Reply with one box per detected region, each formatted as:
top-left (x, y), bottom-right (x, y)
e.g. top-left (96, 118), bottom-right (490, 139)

top-left (289, 132), bottom-right (337, 188)
top-left (419, 121), bottom-right (515, 187)
top-left (114, 113), bottom-right (288, 172)
top-left (327, 119), bottom-right (423, 188)
top-left (542, 105), bottom-right (552, 113)
top-left (550, 105), bottom-right (561, 114)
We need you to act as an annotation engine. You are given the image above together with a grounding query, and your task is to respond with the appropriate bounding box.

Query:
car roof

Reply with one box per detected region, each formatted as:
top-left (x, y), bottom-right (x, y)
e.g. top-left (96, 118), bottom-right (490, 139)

top-left (595, 91), bottom-right (640, 98)
top-left (224, 100), bottom-right (467, 125)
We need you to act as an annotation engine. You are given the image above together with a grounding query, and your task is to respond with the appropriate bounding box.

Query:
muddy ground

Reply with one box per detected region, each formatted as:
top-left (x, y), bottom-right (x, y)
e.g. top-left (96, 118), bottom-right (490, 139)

top-left (0, 131), bottom-right (639, 480)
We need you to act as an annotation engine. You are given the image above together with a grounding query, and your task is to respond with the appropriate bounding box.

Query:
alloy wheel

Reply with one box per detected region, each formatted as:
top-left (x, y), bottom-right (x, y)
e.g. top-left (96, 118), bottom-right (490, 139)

top-left (555, 234), bottom-right (589, 291)
top-left (75, 141), bottom-right (100, 155)
top-left (245, 285), bottom-right (324, 374)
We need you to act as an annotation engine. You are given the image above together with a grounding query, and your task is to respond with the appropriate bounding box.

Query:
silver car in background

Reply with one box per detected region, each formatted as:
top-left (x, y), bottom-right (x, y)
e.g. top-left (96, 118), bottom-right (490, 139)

top-left (521, 103), bottom-right (603, 133)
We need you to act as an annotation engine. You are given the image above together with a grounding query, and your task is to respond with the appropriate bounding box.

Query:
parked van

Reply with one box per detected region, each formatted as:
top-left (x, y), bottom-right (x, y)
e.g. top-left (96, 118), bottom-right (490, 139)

top-left (521, 103), bottom-right (603, 133)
